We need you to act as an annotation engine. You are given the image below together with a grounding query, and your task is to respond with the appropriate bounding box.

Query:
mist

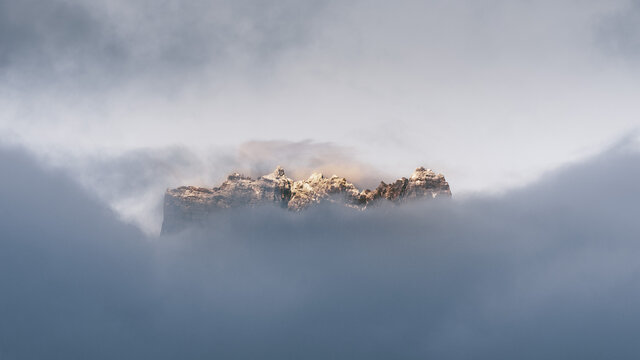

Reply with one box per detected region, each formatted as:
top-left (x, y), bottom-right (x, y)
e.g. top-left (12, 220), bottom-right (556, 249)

top-left (2, 0), bottom-right (640, 357)
top-left (50, 140), bottom-right (385, 234)
top-left (2, 141), bottom-right (640, 359)
top-left (2, 0), bottom-right (640, 195)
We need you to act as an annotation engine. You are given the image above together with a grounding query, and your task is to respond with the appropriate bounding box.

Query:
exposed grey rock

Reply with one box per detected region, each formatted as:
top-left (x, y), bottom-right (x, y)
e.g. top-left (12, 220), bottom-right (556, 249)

top-left (288, 172), bottom-right (363, 211)
top-left (161, 166), bottom-right (451, 234)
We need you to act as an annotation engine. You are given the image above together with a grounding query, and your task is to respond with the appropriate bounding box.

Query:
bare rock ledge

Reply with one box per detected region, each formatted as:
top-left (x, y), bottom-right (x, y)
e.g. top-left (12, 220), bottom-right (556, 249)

top-left (161, 166), bottom-right (451, 234)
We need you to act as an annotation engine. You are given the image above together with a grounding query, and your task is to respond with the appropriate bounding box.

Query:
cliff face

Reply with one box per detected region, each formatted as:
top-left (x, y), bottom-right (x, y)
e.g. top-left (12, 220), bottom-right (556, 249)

top-left (161, 166), bottom-right (451, 234)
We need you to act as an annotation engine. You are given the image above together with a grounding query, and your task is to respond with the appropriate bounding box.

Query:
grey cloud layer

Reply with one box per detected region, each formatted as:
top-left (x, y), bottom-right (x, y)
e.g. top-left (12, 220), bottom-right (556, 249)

top-left (2, 0), bottom-right (639, 196)
top-left (0, 0), bottom-right (332, 89)
top-left (3, 0), bottom-right (635, 91)
top-left (2, 143), bottom-right (640, 358)
top-left (597, 0), bottom-right (640, 60)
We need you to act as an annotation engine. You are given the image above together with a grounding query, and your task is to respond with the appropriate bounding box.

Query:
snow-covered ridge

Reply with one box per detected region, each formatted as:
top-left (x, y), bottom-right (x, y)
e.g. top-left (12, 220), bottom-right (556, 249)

top-left (161, 166), bottom-right (451, 234)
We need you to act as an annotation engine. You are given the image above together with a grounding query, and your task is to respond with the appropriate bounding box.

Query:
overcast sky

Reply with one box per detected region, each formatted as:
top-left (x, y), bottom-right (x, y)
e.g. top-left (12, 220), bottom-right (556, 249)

top-left (2, 2), bottom-right (640, 357)
top-left (1, 0), bottom-right (639, 198)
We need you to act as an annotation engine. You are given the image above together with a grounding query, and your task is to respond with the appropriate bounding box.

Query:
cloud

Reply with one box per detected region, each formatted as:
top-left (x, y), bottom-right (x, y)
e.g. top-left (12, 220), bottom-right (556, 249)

top-left (2, 141), bottom-right (640, 358)
top-left (596, 0), bottom-right (640, 60)
top-left (64, 146), bottom-right (209, 235)
top-left (0, 0), bottom-right (127, 89)
top-left (234, 140), bottom-right (386, 186)
top-left (0, 0), bottom-right (333, 91)
top-left (1, 0), bottom-right (638, 198)
top-left (50, 140), bottom-right (387, 234)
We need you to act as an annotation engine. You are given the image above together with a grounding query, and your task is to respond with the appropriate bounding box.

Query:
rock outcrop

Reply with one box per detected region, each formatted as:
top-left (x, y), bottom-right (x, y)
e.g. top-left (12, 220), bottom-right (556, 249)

top-left (161, 166), bottom-right (451, 234)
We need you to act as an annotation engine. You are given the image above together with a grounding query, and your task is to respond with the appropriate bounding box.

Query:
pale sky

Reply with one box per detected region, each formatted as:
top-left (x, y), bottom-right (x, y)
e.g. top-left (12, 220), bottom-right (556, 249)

top-left (1, 0), bottom-right (640, 230)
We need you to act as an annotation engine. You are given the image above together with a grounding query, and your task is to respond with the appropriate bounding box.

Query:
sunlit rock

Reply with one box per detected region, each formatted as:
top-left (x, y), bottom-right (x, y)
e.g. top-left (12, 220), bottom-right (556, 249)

top-left (161, 166), bottom-right (451, 234)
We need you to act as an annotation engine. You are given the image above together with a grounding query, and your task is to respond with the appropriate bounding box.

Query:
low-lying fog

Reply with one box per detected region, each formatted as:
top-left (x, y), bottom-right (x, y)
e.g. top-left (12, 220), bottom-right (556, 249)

top-left (1, 142), bottom-right (639, 359)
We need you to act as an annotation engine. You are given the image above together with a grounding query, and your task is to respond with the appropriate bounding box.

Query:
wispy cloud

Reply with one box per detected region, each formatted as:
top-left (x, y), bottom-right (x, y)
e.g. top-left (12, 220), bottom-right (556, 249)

top-left (1, 0), bottom-right (638, 195)
top-left (48, 140), bottom-right (385, 234)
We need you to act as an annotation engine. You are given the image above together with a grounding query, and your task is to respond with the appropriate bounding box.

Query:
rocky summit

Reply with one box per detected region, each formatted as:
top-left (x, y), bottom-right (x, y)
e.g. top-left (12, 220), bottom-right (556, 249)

top-left (161, 166), bottom-right (451, 234)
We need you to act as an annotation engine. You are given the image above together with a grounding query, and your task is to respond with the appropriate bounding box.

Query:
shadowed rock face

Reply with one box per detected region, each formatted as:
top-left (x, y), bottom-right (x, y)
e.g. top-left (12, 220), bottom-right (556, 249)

top-left (161, 166), bottom-right (451, 234)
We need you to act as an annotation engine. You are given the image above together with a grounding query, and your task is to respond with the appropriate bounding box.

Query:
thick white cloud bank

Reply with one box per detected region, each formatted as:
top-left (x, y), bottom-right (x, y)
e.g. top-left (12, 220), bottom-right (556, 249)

top-left (1, 143), bottom-right (640, 359)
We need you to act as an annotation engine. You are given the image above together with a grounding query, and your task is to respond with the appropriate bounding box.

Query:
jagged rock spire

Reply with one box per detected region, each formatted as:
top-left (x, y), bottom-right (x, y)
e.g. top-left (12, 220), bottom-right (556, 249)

top-left (161, 166), bottom-right (451, 234)
top-left (274, 166), bottom-right (285, 177)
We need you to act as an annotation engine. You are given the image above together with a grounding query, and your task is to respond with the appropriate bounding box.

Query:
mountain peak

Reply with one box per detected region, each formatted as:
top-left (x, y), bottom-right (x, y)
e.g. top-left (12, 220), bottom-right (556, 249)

top-left (161, 166), bottom-right (451, 234)
top-left (260, 166), bottom-right (289, 181)
top-left (274, 166), bottom-right (286, 177)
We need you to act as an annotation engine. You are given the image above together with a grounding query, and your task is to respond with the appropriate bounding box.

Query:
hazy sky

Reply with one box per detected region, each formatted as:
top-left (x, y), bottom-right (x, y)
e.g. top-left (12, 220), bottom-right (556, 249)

top-left (2, 0), bottom-right (639, 196)
top-left (2, 2), bottom-right (640, 356)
